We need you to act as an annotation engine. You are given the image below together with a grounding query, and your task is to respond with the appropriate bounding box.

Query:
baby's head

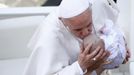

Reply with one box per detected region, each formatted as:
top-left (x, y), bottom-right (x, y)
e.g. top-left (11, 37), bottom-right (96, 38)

top-left (83, 34), bottom-right (105, 53)
top-left (84, 34), bottom-right (113, 68)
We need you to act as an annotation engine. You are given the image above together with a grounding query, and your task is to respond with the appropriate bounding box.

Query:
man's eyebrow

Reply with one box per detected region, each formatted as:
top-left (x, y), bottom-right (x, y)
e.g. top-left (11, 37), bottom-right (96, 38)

top-left (86, 22), bottom-right (92, 27)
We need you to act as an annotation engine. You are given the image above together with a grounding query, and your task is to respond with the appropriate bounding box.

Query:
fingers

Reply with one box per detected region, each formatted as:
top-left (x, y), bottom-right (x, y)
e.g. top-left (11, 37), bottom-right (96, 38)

top-left (83, 43), bottom-right (93, 55)
top-left (95, 50), bottom-right (110, 67)
top-left (87, 46), bottom-right (101, 58)
top-left (95, 49), bottom-right (110, 65)
top-left (123, 48), bottom-right (131, 64)
top-left (94, 49), bottom-right (110, 63)
top-left (103, 51), bottom-right (110, 60)
top-left (103, 60), bottom-right (111, 65)
top-left (100, 51), bottom-right (107, 61)
top-left (95, 49), bottom-right (104, 60)
top-left (127, 48), bottom-right (131, 58)
top-left (102, 51), bottom-right (110, 64)
top-left (122, 59), bottom-right (127, 64)
top-left (80, 44), bottom-right (84, 53)
top-left (123, 48), bottom-right (130, 64)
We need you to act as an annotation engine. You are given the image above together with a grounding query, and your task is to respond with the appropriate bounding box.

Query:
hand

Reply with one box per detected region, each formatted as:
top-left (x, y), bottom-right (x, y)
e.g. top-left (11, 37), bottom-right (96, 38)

top-left (122, 37), bottom-right (131, 64)
top-left (78, 43), bottom-right (110, 73)
top-left (86, 50), bottom-right (110, 74)
top-left (123, 46), bottom-right (131, 64)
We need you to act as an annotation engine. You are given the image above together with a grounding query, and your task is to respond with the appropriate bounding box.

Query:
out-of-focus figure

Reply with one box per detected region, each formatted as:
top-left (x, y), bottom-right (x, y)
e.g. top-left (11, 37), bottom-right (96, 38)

top-left (0, 0), bottom-right (46, 7)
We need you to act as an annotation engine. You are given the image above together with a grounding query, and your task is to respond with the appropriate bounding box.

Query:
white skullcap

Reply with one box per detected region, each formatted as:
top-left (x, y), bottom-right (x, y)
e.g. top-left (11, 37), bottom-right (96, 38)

top-left (59, 0), bottom-right (92, 18)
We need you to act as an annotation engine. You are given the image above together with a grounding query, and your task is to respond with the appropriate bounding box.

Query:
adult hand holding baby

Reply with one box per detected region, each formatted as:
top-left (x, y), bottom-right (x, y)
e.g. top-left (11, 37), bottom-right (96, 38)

top-left (82, 34), bottom-right (110, 75)
top-left (78, 39), bottom-right (110, 75)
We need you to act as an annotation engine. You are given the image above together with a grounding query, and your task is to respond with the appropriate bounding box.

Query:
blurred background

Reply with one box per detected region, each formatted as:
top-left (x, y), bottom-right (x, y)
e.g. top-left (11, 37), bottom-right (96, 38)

top-left (0, 0), bottom-right (61, 7)
top-left (0, 0), bottom-right (133, 75)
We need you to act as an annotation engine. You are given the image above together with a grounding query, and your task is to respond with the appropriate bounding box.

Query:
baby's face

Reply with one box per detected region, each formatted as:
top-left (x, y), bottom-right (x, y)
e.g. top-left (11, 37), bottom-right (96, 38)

top-left (83, 34), bottom-right (105, 53)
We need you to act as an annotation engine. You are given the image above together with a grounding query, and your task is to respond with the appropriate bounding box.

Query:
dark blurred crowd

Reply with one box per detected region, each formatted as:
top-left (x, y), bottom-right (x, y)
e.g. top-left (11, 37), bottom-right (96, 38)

top-left (42, 0), bottom-right (117, 6)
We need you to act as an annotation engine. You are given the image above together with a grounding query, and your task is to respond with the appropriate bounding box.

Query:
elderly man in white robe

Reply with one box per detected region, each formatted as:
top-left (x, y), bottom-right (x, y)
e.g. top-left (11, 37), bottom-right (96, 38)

top-left (23, 0), bottom-right (112, 75)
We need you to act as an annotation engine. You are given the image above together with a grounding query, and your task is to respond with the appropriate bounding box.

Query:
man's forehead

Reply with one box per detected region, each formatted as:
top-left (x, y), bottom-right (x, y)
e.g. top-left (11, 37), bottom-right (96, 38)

top-left (66, 13), bottom-right (92, 29)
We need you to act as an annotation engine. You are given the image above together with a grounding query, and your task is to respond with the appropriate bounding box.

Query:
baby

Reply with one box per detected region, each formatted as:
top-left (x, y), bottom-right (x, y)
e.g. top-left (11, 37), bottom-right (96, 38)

top-left (83, 19), bottom-right (126, 69)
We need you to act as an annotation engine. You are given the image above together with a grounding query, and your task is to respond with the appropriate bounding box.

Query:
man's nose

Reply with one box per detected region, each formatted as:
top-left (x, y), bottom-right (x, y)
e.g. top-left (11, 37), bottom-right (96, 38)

top-left (82, 28), bottom-right (91, 37)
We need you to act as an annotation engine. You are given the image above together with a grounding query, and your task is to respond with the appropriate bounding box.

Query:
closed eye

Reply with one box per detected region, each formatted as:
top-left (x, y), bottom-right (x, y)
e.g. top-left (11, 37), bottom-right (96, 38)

top-left (74, 28), bottom-right (82, 31)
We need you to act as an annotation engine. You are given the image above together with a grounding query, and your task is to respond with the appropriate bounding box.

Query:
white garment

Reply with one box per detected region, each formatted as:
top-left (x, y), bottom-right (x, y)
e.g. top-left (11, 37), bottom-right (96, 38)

top-left (23, 10), bottom-right (93, 75)
top-left (92, 0), bottom-right (119, 32)
top-left (100, 19), bottom-right (126, 69)
top-left (92, 0), bottom-right (126, 69)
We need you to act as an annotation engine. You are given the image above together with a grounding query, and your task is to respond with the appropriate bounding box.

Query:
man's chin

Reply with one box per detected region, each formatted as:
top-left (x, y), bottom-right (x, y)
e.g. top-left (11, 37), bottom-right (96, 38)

top-left (80, 35), bottom-right (89, 39)
top-left (74, 35), bottom-right (85, 40)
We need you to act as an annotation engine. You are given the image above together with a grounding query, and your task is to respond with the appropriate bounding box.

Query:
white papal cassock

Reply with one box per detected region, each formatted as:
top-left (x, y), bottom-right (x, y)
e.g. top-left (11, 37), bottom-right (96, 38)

top-left (23, 0), bottom-right (126, 75)
top-left (23, 0), bottom-right (95, 75)
top-left (23, 9), bottom-right (92, 75)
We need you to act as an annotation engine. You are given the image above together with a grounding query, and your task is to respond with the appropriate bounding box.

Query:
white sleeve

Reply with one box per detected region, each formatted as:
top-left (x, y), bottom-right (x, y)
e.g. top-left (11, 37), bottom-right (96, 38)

top-left (55, 61), bottom-right (84, 75)
top-left (75, 61), bottom-right (85, 75)
top-left (23, 29), bottom-right (84, 75)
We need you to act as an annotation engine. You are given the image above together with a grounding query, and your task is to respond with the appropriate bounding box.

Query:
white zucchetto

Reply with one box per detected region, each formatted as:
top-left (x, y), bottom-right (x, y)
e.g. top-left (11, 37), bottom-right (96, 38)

top-left (59, 0), bottom-right (92, 18)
